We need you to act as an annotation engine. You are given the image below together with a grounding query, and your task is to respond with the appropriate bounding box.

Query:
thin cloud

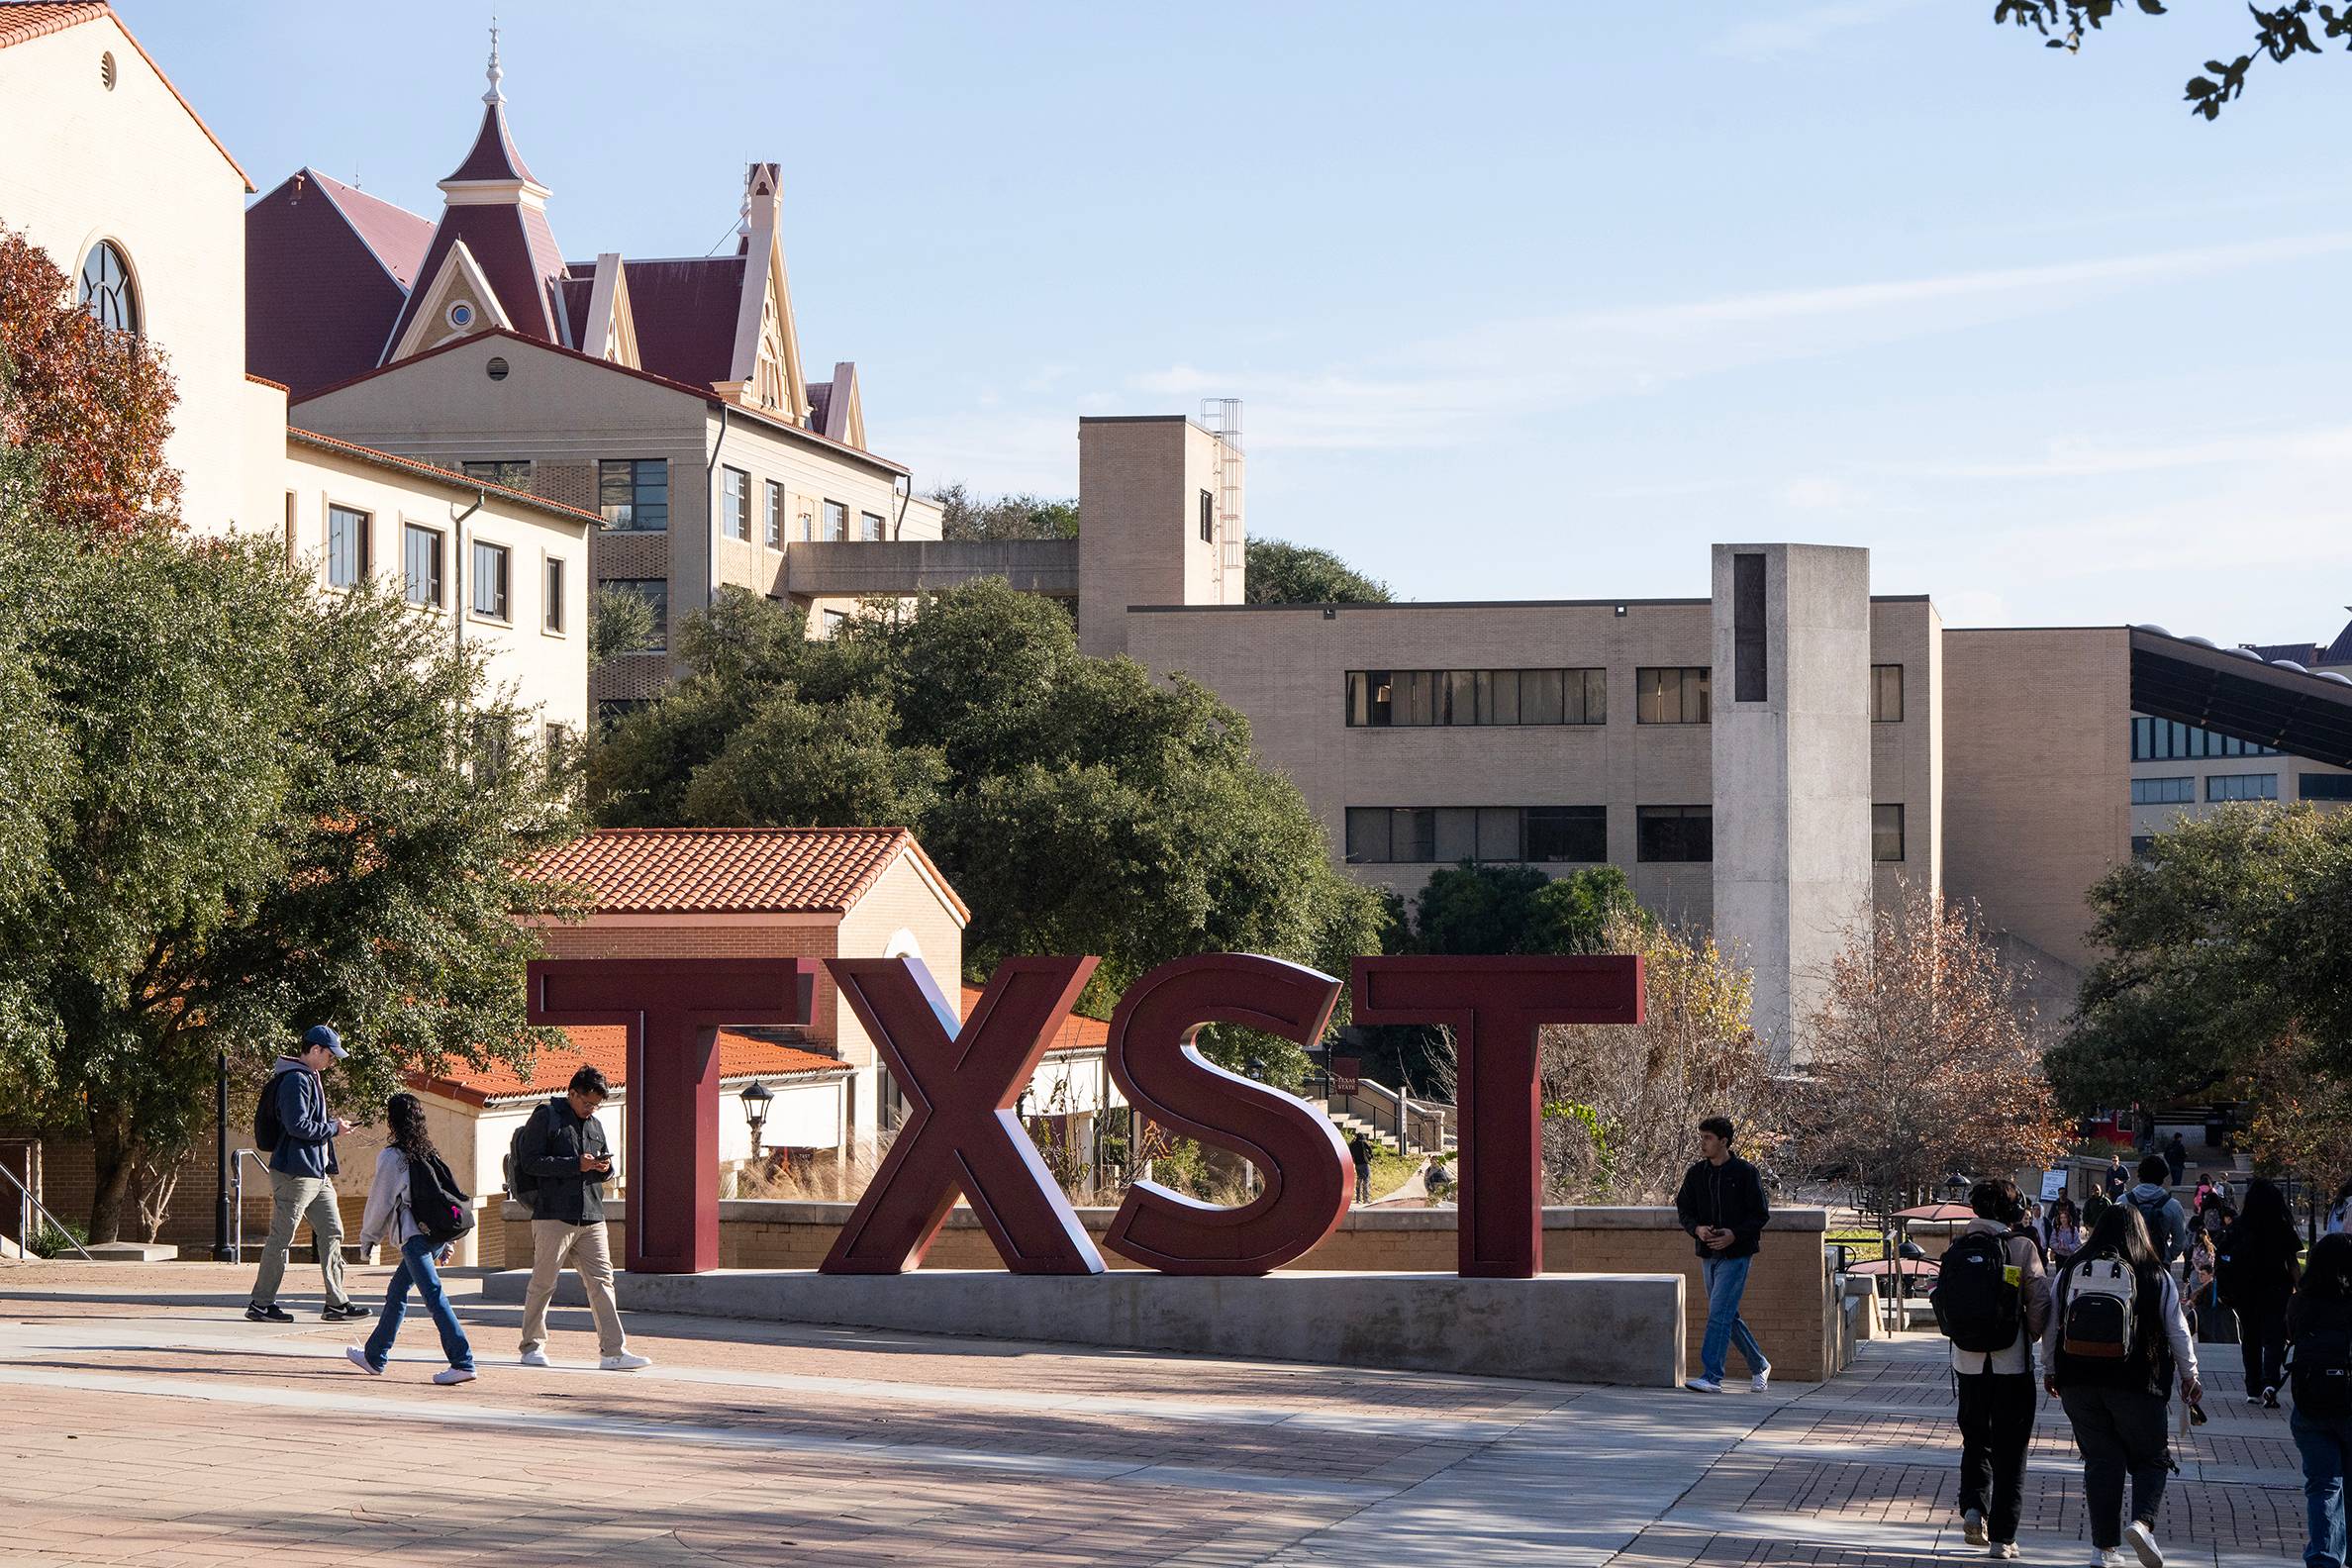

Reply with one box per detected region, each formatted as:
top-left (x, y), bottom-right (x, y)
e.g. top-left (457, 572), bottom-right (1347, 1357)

top-left (1712, 0), bottom-right (1932, 60)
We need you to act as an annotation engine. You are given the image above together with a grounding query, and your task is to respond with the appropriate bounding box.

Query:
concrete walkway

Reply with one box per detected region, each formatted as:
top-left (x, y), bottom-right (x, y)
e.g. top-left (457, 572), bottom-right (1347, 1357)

top-left (0, 1261), bottom-right (2310, 1566)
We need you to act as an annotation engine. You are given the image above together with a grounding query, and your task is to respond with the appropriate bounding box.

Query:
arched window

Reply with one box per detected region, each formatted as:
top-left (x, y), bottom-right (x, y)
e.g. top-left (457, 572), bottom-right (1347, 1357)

top-left (79, 242), bottom-right (139, 336)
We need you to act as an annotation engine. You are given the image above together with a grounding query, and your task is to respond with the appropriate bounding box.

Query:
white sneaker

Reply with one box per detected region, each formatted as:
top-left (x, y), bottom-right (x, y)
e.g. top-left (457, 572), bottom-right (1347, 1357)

top-left (517, 1347), bottom-right (550, 1368)
top-left (1750, 1365), bottom-right (1772, 1393)
top-left (344, 1346), bottom-right (381, 1376)
top-left (1963, 1509), bottom-right (1988, 1547)
top-left (1991, 1543), bottom-right (2020, 1559)
top-left (2124, 1519), bottom-right (2164, 1568)
top-left (600, 1351), bottom-right (651, 1371)
top-left (432, 1366), bottom-right (477, 1386)
top-left (1685, 1376), bottom-right (1723, 1393)
top-left (2093, 1549), bottom-right (2126, 1568)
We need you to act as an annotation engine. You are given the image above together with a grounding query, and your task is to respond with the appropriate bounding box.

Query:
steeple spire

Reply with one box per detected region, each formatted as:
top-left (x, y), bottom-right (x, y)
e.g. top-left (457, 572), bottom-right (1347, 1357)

top-left (484, 17), bottom-right (504, 105)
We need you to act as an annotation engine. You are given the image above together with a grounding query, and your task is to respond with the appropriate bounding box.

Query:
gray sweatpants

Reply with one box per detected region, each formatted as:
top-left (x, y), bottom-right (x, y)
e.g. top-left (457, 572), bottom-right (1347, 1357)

top-left (249, 1170), bottom-right (347, 1309)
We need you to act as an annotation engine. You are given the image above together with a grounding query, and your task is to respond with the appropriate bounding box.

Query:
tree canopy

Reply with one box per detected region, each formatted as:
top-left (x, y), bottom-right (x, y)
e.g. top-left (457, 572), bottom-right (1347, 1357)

top-left (2055, 803), bottom-right (2352, 1113)
top-left (1997, 0), bottom-right (2352, 119)
top-left (0, 224), bottom-right (180, 539)
top-left (587, 582), bottom-right (1388, 1076)
top-left (1244, 539), bottom-right (1393, 606)
top-left (1403, 862), bottom-right (1638, 957)
top-left (930, 483), bottom-right (1079, 542)
top-left (0, 517), bottom-right (582, 1240)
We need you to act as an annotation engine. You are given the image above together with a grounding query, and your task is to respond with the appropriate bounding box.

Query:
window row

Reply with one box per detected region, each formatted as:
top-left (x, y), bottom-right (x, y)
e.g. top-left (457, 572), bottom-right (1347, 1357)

top-left (1343, 802), bottom-right (1906, 865)
top-left (1344, 663), bottom-right (1907, 729)
top-left (2303, 774), bottom-right (2352, 801)
top-left (2206, 773), bottom-right (2278, 802)
top-left (721, 466), bottom-right (883, 544)
top-left (2133, 772), bottom-right (2352, 804)
top-left (326, 505), bottom-right (564, 633)
top-left (2130, 776), bottom-right (2195, 806)
top-left (1347, 668), bottom-right (1608, 728)
top-left (2129, 716), bottom-right (2278, 762)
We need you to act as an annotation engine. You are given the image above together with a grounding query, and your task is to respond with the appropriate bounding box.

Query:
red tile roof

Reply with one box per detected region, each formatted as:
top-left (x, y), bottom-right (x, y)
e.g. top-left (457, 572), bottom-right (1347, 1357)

top-left (620, 256), bottom-right (746, 389)
top-left (411, 1027), bottom-right (847, 1107)
top-left (446, 100), bottom-right (539, 186)
top-left (286, 426), bottom-right (601, 530)
top-left (0, 3), bottom-right (253, 191)
top-left (532, 828), bottom-right (970, 922)
top-left (290, 329), bottom-right (910, 477)
top-left (960, 985), bottom-right (1109, 1056)
top-left (307, 169), bottom-right (434, 289)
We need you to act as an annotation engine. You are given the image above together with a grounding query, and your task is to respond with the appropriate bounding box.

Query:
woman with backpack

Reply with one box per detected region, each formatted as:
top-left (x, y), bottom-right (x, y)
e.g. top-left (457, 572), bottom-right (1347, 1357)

top-left (2043, 1203), bottom-right (2202, 1568)
top-left (2217, 1177), bottom-right (2303, 1409)
top-left (2288, 1232), bottom-right (2352, 1568)
top-left (346, 1092), bottom-right (476, 1384)
top-left (2045, 1197), bottom-right (2085, 1268)
top-left (1938, 1179), bottom-right (2051, 1560)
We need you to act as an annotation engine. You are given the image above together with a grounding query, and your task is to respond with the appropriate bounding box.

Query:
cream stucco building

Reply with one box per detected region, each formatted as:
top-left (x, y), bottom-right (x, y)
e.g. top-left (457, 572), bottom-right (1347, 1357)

top-left (0, 2), bottom-right (591, 737)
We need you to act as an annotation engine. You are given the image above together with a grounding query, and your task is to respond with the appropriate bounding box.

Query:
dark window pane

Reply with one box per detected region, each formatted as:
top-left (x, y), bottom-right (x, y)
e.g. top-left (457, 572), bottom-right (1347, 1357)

top-left (1872, 803), bottom-right (1904, 862)
top-left (2301, 773), bottom-right (2352, 800)
top-left (1525, 806), bottom-right (1606, 863)
top-left (1397, 672), bottom-right (1437, 726)
top-left (1346, 672), bottom-right (1367, 727)
top-left (1345, 808), bottom-right (1390, 864)
top-left (1476, 807), bottom-right (1521, 861)
top-left (1685, 667), bottom-right (1712, 723)
top-left (1434, 808), bottom-right (1477, 863)
top-left (1873, 664), bottom-right (1904, 723)
top-left (543, 557), bottom-right (564, 633)
top-left (1366, 670), bottom-right (1394, 727)
top-left (1394, 809), bottom-right (1436, 861)
top-left (1573, 667), bottom-right (1608, 725)
top-left (1480, 669), bottom-right (1519, 725)
top-left (1445, 670), bottom-right (1477, 726)
top-left (1732, 552), bottom-right (1766, 703)
top-left (1637, 805), bottom-right (1711, 862)
top-left (1521, 669), bottom-right (1565, 725)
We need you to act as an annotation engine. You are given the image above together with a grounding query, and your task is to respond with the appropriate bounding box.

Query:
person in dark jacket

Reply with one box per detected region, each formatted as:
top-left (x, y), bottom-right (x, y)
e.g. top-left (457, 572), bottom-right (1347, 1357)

top-left (245, 1025), bottom-right (368, 1324)
top-left (2219, 1177), bottom-right (2304, 1408)
top-left (516, 1065), bottom-right (646, 1371)
top-left (2165, 1133), bottom-right (2188, 1189)
top-left (1347, 1132), bottom-right (1374, 1206)
top-left (2287, 1233), bottom-right (2352, 1568)
top-left (1673, 1115), bottom-right (1772, 1394)
top-left (2043, 1204), bottom-right (2202, 1568)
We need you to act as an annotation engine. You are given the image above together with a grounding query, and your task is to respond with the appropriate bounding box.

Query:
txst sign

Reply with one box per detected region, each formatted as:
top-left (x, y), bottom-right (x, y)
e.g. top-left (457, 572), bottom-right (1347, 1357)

top-left (525, 951), bottom-right (1643, 1281)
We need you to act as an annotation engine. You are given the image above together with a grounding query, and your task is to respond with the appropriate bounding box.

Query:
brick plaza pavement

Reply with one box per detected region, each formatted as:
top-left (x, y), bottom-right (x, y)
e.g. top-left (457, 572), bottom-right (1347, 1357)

top-left (0, 1260), bottom-right (2314, 1566)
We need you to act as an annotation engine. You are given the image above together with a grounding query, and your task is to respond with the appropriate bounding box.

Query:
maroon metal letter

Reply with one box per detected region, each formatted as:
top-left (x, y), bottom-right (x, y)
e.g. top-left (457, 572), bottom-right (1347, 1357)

top-left (526, 956), bottom-right (817, 1275)
top-left (1103, 953), bottom-right (1352, 1276)
top-left (1351, 956), bottom-right (1644, 1279)
top-left (820, 955), bottom-right (1106, 1275)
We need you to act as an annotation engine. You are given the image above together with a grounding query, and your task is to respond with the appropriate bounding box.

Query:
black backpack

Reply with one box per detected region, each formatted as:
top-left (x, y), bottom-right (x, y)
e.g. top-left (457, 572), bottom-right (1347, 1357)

top-left (251, 1075), bottom-right (284, 1153)
top-left (2128, 1189), bottom-right (2173, 1251)
top-left (2292, 1324), bottom-right (2352, 1418)
top-left (1932, 1230), bottom-right (2023, 1353)
top-left (406, 1151), bottom-right (475, 1246)
top-left (503, 1112), bottom-right (544, 1204)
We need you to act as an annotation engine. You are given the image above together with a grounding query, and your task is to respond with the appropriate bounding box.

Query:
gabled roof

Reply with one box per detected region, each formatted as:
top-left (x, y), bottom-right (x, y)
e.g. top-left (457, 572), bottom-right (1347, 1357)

top-left (411, 1027), bottom-right (848, 1108)
top-left (0, 2), bottom-right (253, 191)
top-left (960, 985), bottom-right (1109, 1058)
top-left (382, 201), bottom-right (566, 355)
top-left (305, 169), bottom-right (433, 289)
top-left (2323, 616), bottom-right (2352, 669)
top-left (246, 169), bottom-right (434, 396)
top-left (291, 328), bottom-right (911, 477)
top-left (618, 256), bottom-right (746, 388)
top-left (532, 827), bottom-right (969, 922)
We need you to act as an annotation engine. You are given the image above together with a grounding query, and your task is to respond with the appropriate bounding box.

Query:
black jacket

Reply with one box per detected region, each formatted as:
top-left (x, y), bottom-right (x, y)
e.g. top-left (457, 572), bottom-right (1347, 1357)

top-left (518, 1096), bottom-right (612, 1226)
top-left (1675, 1154), bottom-right (1770, 1260)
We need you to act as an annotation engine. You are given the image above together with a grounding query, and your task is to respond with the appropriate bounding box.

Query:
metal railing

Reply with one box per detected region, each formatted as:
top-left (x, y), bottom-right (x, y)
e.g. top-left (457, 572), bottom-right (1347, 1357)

top-left (227, 1147), bottom-right (273, 1262)
top-left (0, 1159), bottom-right (92, 1260)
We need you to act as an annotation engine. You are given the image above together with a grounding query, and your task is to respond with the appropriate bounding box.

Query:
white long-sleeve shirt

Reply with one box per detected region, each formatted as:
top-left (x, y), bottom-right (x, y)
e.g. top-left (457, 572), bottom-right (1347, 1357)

top-left (357, 1148), bottom-right (420, 1253)
top-left (2040, 1256), bottom-right (2200, 1387)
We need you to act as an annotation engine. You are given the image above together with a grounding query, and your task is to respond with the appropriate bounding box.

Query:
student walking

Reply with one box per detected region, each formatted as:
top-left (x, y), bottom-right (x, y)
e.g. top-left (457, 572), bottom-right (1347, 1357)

top-left (2107, 1154), bottom-right (2131, 1201)
top-left (2165, 1133), bottom-right (2188, 1190)
top-left (1674, 1115), bottom-right (1771, 1395)
top-left (2125, 1154), bottom-right (2191, 1273)
top-left (2287, 1233), bottom-right (2352, 1568)
top-left (347, 1093), bottom-right (476, 1384)
top-left (2045, 1197), bottom-right (2086, 1268)
top-left (1935, 1179), bottom-right (2052, 1559)
top-left (1348, 1131), bottom-right (1373, 1206)
top-left (2044, 1204), bottom-right (2203, 1568)
top-left (2328, 1177), bottom-right (2352, 1238)
top-left (2217, 1178), bottom-right (2303, 1408)
top-left (515, 1066), bottom-right (648, 1371)
top-left (245, 1025), bottom-right (368, 1324)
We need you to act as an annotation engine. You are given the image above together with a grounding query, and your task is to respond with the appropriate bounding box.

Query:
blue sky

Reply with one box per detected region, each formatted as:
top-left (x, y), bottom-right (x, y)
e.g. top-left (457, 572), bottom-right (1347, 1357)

top-left (130, 0), bottom-right (2352, 645)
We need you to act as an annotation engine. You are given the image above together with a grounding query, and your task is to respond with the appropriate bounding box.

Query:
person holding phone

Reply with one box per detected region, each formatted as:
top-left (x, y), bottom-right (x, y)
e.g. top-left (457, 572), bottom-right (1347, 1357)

top-left (515, 1065), bottom-right (648, 1371)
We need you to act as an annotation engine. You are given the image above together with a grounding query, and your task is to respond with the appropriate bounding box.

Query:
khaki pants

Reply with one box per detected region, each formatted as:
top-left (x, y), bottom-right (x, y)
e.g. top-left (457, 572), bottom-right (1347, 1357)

top-left (250, 1170), bottom-right (346, 1309)
top-left (520, 1219), bottom-right (625, 1358)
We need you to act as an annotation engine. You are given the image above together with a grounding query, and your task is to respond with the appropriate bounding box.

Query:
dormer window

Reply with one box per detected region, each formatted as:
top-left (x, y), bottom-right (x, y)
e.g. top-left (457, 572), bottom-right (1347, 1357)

top-left (78, 242), bottom-right (138, 336)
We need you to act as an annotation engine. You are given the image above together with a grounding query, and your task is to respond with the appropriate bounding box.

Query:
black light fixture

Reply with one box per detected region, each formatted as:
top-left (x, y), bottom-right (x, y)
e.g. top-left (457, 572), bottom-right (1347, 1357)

top-left (1244, 1053), bottom-right (1267, 1082)
top-left (1946, 1171), bottom-right (1970, 1202)
top-left (740, 1079), bottom-right (773, 1153)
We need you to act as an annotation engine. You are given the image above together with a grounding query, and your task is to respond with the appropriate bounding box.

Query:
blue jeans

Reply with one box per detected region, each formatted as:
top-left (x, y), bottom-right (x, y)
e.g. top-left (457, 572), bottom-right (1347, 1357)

top-left (2295, 1408), bottom-right (2352, 1568)
top-left (1700, 1253), bottom-right (1768, 1382)
top-left (361, 1234), bottom-right (474, 1372)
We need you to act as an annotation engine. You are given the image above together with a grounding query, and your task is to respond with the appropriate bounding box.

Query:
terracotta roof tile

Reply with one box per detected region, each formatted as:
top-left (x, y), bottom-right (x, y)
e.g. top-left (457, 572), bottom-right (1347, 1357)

top-left (0, 3), bottom-right (253, 190)
top-left (961, 985), bottom-right (1108, 1055)
top-left (532, 827), bottom-right (969, 922)
top-left (411, 1027), bottom-right (846, 1106)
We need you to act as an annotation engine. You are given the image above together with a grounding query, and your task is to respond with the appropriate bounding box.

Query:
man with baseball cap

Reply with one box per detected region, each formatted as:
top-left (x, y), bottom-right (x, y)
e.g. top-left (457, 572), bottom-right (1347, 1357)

top-left (245, 1024), bottom-right (369, 1323)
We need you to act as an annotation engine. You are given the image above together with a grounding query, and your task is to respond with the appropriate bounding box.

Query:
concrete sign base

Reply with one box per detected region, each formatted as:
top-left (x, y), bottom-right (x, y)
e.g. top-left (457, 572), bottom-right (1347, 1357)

top-left (481, 1267), bottom-right (1685, 1386)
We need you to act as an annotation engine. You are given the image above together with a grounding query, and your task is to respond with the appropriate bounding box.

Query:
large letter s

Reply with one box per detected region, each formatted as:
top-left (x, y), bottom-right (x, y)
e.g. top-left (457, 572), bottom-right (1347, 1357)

top-left (1102, 953), bottom-right (1351, 1275)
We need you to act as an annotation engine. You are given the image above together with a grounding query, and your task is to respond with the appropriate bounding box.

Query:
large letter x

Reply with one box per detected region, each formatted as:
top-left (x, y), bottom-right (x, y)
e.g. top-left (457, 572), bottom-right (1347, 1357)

top-left (820, 955), bottom-right (1106, 1275)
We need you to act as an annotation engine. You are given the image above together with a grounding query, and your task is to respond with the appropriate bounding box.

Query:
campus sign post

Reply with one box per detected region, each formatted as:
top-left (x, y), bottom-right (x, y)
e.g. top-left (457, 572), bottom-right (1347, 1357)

top-left (528, 950), bottom-right (1643, 1279)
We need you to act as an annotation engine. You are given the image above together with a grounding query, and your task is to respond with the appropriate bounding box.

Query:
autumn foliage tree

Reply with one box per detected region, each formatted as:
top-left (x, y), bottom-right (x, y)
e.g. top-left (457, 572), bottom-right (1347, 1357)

top-left (1788, 883), bottom-right (2068, 1232)
top-left (0, 223), bottom-right (180, 539)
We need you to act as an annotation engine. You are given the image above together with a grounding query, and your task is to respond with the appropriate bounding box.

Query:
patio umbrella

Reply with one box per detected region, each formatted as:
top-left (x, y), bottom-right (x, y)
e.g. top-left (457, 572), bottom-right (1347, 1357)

top-left (1844, 1255), bottom-right (1939, 1277)
top-left (1893, 1202), bottom-right (1975, 1223)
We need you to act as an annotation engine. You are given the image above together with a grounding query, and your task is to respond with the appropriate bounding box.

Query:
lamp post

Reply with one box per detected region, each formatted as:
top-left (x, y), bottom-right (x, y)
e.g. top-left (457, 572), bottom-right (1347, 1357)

top-left (211, 1049), bottom-right (232, 1262)
top-left (739, 1080), bottom-right (772, 1188)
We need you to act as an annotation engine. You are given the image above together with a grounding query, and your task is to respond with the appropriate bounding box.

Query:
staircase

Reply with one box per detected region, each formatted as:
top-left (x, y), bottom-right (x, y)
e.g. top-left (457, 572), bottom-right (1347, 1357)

top-left (1323, 1079), bottom-right (1456, 1157)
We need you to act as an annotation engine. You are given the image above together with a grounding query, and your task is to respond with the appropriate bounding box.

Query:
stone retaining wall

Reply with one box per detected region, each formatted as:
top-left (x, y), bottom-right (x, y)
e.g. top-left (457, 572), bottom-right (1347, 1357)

top-left (504, 1200), bottom-right (1842, 1381)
